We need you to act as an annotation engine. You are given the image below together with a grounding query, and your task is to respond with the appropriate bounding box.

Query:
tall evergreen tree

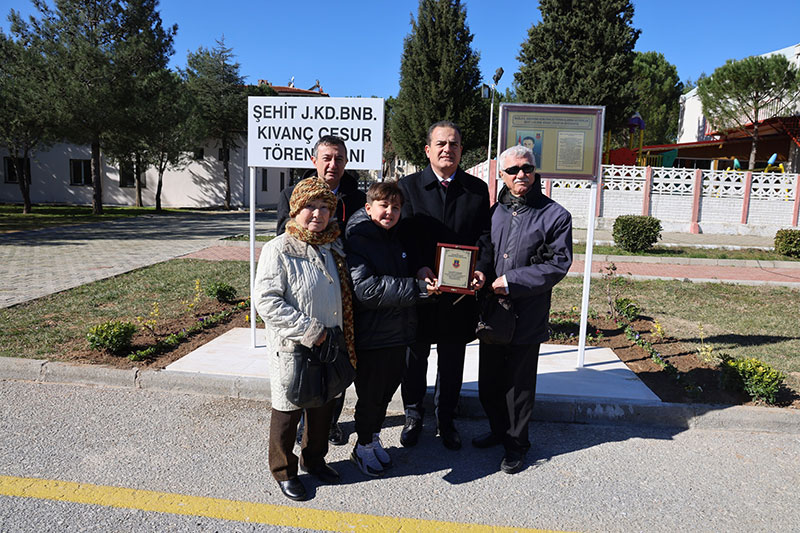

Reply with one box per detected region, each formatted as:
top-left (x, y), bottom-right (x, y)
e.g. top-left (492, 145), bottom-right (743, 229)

top-left (390, 0), bottom-right (485, 168)
top-left (515, 0), bottom-right (640, 133)
top-left (632, 51), bottom-right (683, 146)
top-left (15, 0), bottom-right (175, 214)
top-left (105, 0), bottom-right (178, 208)
top-left (698, 54), bottom-right (800, 170)
top-left (183, 39), bottom-right (246, 210)
top-left (0, 24), bottom-right (60, 213)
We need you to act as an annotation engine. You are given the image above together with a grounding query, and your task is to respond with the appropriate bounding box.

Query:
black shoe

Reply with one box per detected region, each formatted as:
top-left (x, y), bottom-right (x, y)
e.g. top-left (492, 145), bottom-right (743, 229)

top-left (277, 477), bottom-right (307, 501)
top-left (437, 422), bottom-right (462, 450)
top-left (500, 450), bottom-right (525, 474)
top-left (472, 432), bottom-right (503, 449)
top-left (301, 462), bottom-right (341, 485)
top-left (400, 417), bottom-right (422, 447)
top-left (328, 422), bottom-right (347, 446)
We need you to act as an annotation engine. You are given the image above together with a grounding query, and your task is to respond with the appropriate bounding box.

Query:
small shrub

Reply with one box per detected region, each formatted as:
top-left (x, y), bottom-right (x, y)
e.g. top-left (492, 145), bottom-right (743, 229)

top-left (774, 229), bottom-right (800, 258)
top-left (720, 355), bottom-right (785, 405)
top-left (87, 321), bottom-right (137, 354)
top-left (205, 281), bottom-right (237, 303)
top-left (612, 215), bottom-right (662, 253)
top-left (614, 297), bottom-right (641, 322)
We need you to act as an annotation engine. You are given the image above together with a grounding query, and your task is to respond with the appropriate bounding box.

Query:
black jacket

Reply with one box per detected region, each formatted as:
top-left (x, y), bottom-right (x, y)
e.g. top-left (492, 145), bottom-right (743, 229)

top-left (476, 179), bottom-right (573, 345)
top-left (276, 170), bottom-right (367, 235)
top-left (345, 207), bottom-right (426, 350)
top-left (397, 165), bottom-right (490, 344)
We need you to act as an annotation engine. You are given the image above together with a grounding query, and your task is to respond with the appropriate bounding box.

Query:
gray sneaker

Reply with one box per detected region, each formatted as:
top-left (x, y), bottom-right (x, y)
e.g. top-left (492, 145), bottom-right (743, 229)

top-left (350, 443), bottom-right (384, 477)
top-left (371, 433), bottom-right (392, 468)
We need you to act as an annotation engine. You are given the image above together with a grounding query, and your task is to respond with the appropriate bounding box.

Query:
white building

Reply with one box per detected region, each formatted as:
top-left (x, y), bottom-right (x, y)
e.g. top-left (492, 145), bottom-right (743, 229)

top-left (678, 42), bottom-right (800, 144)
top-left (0, 137), bottom-right (291, 209)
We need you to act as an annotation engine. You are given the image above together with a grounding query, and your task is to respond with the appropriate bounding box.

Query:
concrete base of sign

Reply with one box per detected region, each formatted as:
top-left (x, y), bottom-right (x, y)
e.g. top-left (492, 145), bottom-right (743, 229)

top-left (164, 328), bottom-right (660, 404)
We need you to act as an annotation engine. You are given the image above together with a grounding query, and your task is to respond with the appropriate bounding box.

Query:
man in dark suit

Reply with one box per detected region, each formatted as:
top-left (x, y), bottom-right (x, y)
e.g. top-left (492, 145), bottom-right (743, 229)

top-left (276, 135), bottom-right (366, 236)
top-left (276, 135), bottom-right (366, 445)
top-left (397, 121), bottom-right (489, 450)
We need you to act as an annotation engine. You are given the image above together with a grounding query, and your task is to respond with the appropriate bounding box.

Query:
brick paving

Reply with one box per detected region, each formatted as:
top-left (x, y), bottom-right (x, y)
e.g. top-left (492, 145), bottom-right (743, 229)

top-left (0, 212), bottom-right (275, 309)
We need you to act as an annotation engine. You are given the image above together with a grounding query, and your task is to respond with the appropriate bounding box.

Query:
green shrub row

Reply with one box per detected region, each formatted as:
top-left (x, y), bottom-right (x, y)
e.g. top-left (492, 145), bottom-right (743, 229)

top-left (720, 355), bottom-right (785, 404)
top-left (205, 281), bottom-right (238, 303)
top-left (612, 215), bottom-right (662, 253)
top-left (86, 321), bottom-right (137, 354)
top-left (774, 229), bottom-right (800, 258)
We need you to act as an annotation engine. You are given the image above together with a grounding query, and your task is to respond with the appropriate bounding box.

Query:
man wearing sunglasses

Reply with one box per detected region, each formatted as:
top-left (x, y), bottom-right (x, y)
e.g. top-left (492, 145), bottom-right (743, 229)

top-left (396, 121), bottom-right (489, 451)
top-left (472, 144), bottom-right (573, 474)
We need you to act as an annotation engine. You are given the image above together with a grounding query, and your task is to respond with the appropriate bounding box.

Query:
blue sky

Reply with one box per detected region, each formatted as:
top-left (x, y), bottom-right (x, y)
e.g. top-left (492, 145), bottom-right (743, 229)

top-left (3, 0), bottom-right (799, 98)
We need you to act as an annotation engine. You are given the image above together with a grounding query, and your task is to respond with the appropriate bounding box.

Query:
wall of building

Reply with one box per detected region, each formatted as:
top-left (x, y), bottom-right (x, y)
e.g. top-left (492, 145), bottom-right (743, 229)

top-left (1, 137), bottom-right (290, 209)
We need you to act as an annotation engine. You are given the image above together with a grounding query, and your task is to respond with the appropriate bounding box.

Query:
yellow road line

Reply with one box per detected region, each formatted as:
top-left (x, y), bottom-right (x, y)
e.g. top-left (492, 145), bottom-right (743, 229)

top-left (0, 475), bottom-right (568, 532)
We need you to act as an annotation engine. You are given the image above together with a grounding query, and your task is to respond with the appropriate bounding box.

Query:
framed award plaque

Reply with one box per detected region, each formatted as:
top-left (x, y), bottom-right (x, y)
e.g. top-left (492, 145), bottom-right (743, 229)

top-left (434, 242), bottom-right (479, 295)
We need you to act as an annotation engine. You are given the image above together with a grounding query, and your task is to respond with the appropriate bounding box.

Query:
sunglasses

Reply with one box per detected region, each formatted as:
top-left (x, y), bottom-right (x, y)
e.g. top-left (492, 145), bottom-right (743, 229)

top-left (502, 164), bottom-right (535, 175)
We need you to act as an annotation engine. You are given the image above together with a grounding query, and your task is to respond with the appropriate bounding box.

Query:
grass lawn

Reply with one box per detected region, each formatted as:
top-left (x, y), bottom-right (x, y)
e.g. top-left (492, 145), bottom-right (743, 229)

top-left (3, 258), bottom-right (797, 395)
top-left (0, 259), bottom-right (250, 360)
top-left (0, 204), bottom-right (188, 233)
top-left (552, 276), bottom-right (800, 391)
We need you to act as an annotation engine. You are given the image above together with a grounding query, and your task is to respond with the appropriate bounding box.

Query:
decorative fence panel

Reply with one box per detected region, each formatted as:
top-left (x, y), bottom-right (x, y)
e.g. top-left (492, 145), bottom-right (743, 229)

top-left (465, 161), bottom-right (799, 235)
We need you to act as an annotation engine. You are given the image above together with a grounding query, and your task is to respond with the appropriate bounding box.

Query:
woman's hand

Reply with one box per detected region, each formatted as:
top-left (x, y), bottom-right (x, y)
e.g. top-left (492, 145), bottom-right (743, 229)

top-left (314, 329), bottom-right (328, 346)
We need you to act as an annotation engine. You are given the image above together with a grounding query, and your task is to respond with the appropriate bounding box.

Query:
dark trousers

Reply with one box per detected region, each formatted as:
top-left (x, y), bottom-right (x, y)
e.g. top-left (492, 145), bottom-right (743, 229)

top-left (268, 401), bottom-right (335, 482)
top-left (478, 343), bottom-right (541, 453)
top-left (402, 340), bottom-right (466, 425)
top-left (354, 345), bottom-right (407, 445)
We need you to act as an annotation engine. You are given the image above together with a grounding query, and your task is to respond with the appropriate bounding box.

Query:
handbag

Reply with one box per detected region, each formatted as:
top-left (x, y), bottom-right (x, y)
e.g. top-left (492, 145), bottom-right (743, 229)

top-left (285, 326), bottom-right (355, 409)
top-left (475, 292), bottom-right (517, 345)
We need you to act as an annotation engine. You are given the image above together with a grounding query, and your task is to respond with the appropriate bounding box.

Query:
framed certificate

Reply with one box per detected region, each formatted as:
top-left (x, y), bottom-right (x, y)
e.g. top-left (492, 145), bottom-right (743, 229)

top-left (435, 242), bottom-right (479, 295)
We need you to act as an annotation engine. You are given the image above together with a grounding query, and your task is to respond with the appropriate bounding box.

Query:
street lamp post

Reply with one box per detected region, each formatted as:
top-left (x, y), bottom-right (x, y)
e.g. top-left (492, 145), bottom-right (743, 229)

top-left (487, 67), bottom-right (504, 165)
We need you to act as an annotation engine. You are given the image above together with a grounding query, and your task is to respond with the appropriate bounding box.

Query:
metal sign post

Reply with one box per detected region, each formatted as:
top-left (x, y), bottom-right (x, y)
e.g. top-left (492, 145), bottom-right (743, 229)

top-left (496, 103), bottom-right (605, 368)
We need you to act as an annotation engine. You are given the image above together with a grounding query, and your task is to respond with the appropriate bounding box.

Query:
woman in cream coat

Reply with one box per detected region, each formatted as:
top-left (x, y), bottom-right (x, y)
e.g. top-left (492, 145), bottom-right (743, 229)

top-left (254, 177), bottom-right (355, 502)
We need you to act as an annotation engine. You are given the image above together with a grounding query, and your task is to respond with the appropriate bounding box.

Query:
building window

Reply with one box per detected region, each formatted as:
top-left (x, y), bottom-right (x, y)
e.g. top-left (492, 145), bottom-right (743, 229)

top-left (70, 159), bottom-right (92, 186)
top-left (3, 157), bottom-right (30, 184)
top-left (119, 160), bottom-right (147, 189)
top-left (218, 148), bottom-right (229, 162)
top-left (192, 148), bottom-right (204, 160)
top-left (262, 169), bottom-right (268, 191)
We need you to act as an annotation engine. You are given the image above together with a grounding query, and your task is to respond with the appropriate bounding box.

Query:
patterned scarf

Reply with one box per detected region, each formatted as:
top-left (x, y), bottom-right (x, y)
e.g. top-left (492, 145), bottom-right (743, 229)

top-left (286, 214), bottom-right (356, 368)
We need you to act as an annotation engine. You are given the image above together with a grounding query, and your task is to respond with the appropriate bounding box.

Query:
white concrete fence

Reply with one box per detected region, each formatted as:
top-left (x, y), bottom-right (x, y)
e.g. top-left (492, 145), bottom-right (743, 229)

top-left (469, 162), bottom-right (800, 237)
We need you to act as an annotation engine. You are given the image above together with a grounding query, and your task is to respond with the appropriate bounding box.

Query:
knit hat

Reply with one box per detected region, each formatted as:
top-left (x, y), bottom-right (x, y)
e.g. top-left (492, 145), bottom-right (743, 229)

top-left (289, 177), bottom-right (337, 217)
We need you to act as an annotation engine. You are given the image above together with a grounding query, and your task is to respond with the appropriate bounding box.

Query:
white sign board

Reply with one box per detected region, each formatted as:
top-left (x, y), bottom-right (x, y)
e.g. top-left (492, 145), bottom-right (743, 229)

top-left (247, 96), bottom-right (384, 170)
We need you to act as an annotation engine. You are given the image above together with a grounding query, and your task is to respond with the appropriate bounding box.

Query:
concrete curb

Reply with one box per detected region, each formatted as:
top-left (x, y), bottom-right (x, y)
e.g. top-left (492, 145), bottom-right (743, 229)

top-left (2, 357), bottom-right (798, 435)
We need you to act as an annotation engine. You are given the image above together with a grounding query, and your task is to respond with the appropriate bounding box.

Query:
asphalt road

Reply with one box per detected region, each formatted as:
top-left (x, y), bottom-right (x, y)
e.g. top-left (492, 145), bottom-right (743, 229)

top-left (1, 380), bottom-right (798, 532)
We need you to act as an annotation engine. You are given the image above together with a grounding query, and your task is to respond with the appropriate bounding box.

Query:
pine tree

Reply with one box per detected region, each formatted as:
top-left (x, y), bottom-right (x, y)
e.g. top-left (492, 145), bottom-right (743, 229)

top-left (0, 26), bottom-right (60, 213)
top-left (698, 54), bottom-right (800, 170)
top-left (390, 0), bottom-right (485, 169)
top-left (632, 51), bottom-right (683, 145)
top-left (183, 39), bottom-right (246, 210)
top-left (15, 0), bottom-right (176, 214)
top-left (515, 0), bottom-right (640, 133)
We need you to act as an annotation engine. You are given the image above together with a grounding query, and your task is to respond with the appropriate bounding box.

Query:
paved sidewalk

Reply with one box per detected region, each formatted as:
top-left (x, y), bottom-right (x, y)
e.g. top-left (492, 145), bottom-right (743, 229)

top-left (0, 211), bottom-right (275, 308)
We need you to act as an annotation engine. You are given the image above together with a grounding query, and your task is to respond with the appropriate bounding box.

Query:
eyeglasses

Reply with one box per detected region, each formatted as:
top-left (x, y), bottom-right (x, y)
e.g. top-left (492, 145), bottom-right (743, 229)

top-left (502, 164), bottom-right (535, 175)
